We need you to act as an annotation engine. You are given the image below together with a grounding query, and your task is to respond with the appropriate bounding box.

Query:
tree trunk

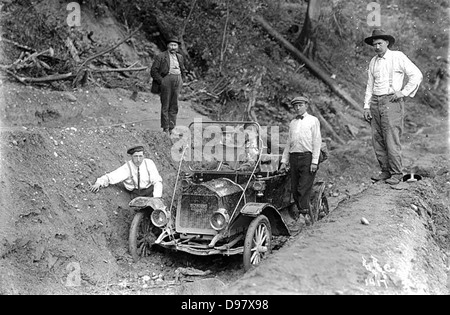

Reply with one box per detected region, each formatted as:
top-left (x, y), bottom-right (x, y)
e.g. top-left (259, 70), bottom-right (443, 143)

top-left (308, 103), bottom-right (346, 144)
top-left (253, 15), bottom-right (364, 114)
top-left (295, 0), bottom-right (322, 59)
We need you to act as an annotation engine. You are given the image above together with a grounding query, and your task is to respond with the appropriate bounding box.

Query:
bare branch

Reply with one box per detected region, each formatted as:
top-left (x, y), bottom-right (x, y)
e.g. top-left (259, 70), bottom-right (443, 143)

top-left (77, 24), bottom-right (143, 70)
top-left (91, 66), bottom-right (147, 73)
top-left (0, 69), bottom-right (75, 83)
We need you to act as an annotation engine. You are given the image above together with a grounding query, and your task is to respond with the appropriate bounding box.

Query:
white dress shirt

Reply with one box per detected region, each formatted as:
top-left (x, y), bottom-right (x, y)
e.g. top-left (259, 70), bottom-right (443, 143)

top-left (281, 112), bottom-right (322, 164)
top-left (95, 158), bottom-right (163, 197)
top-left (364, 49), bottom-right (423, 109)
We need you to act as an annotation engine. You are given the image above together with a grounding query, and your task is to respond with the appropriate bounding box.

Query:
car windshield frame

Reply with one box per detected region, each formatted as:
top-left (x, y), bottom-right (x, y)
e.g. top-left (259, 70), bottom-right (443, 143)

top-left (185, 121), bottom-right (263, 173)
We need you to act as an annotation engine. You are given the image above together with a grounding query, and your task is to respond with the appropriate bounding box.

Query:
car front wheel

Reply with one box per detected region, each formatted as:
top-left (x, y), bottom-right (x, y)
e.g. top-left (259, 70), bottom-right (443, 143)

top-left (129, 210), bottom-right (159, 262)
top-left (243, 215), bottom-right (272, 271)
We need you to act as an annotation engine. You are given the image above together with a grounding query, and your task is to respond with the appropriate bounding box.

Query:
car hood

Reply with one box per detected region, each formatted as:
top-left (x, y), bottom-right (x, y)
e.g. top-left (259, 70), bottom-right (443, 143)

top-left (198, 178), bottom-right (244, 197)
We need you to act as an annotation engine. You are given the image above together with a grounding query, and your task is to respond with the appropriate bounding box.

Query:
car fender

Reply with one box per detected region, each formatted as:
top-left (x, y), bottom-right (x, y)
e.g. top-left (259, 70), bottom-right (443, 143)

top-left (128, 197), bottom-right (167, 211)
top-left (240, 203), bottom-right (290, 236)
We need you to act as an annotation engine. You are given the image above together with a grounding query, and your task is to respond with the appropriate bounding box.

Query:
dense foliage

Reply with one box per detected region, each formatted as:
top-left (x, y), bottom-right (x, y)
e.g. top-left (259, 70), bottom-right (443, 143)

top-left (1, 0), bottom-right (448, 131)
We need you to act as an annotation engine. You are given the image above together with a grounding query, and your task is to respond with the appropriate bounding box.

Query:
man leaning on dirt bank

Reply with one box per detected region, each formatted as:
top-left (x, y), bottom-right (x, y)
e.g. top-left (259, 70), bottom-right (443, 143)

top-left (150, 36), bottom-right (187, 136)
top-left (89, 146), bottom-right (163, 200)
top-left (363, 29), bottom-right (423, 185)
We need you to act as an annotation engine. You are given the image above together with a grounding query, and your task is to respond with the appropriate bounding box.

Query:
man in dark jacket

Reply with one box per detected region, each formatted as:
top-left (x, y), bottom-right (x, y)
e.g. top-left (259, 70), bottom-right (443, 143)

top-left (150, 37), bottom-right (187, 135)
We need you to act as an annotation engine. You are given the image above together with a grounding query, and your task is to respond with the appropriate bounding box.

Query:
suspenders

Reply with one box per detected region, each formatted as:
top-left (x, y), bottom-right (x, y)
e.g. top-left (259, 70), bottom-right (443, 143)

top-left (389, 56), bottom-right (395, 93)
top-left (126, 160), bottom-right (151, 190)
top-left (371, 54), bottom-right (396, 94)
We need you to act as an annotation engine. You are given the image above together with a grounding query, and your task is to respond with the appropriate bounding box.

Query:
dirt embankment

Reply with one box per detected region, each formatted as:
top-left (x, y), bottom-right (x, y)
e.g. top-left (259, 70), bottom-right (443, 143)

top-left (0, 83), bottom-right (210, 294)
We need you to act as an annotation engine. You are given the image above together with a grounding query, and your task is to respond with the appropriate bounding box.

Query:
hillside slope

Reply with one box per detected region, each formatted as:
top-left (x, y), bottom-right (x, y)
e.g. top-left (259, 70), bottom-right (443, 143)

top-left (0, 0), bottom-right (449, 295)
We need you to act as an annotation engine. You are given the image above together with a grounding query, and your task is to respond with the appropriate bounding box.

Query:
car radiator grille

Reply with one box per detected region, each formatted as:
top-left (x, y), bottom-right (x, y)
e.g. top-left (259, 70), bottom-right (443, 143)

top-left (178, 193), bottom-right (218, 232)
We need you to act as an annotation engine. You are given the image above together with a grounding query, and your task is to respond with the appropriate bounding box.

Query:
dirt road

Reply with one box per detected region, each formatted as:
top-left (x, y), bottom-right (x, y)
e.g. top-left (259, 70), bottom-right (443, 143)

top-left (223, 114), bottom-right (449, 295)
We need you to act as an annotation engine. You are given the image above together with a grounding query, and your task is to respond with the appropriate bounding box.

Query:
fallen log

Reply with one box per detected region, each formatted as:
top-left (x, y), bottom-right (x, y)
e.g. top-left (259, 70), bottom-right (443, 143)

top-left (253, 15), bottom-right (364, 114)
top-left (0, 70), bottom-right (75, 84)
top-left (309, 102), bottom-right (346, 144)
top-left (91, 66), bottom-right (147, 73)
top-left (1, 37), bottom-right (35, 52)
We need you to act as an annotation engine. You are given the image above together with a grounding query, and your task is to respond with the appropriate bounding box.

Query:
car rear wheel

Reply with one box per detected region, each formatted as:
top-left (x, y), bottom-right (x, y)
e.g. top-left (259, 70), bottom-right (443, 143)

top-left (129, 210), bottom-right (159, 262)
top-left (310, 182), bottom-right (329, 223)
top-left (243, 215), bottom-right (272, 271)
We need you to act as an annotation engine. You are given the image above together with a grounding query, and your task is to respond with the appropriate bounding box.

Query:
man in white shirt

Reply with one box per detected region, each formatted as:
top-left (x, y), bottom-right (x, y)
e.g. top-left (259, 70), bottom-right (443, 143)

top-left (364, 29), bottom-right (423, 185)
top-left (280, 96), bottom-right (322, 222)
top-left (89, 146), bottom-right (163, 199)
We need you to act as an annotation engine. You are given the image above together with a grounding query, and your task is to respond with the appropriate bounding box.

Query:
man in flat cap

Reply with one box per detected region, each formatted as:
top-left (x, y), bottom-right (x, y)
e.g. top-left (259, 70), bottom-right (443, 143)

top-left (363, 29), bottom-right (423, 185)
top-left (280, 96), bottom-right (322, 224)
top-left (89, 146), bottom-right (163, 199)
top-left (150, 36), bottom-right (187, 136)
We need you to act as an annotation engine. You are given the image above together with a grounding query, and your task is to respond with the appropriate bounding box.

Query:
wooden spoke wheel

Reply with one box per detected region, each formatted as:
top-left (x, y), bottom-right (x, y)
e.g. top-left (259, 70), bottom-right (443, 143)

top-left (243, 215), bottom-right (272, 271)
top-left (129, 210), bottom-right (160, 262)
top-left (310, 182), bottom-right (329, 223)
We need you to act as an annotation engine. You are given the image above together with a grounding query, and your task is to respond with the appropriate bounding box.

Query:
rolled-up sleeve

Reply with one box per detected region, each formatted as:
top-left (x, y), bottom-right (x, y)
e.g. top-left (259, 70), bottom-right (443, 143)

top-left (95, 163), bottom-right (129, 187)
top-left (400, 52), bottom-right (423, 98)
top-left (145, 159), bottom-right (163, 198)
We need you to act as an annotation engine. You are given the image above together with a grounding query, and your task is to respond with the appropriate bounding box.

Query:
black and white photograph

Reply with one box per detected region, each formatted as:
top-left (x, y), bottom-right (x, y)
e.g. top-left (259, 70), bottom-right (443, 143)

top-left (0, 0), bottom-right (448, 298)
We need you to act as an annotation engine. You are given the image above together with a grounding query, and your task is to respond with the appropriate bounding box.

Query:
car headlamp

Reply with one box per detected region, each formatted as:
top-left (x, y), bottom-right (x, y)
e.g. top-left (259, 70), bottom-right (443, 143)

top-left (181, 178), bottom-right (192, 189)
top-left (252, 181), bottom-right (265, 191)
top-left (252, 178), bottom-right (266, 197)
top-left (210, 208), bottom-right (230, 231)
top-left (151, 208), bottom-right (170, 228)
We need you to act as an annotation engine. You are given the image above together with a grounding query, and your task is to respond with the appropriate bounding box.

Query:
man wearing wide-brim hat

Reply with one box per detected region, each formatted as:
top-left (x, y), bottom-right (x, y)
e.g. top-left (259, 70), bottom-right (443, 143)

top-left (89, 145), bottom-right (163, 199)
top-left (150, 36), bottom-right (187, 136)
top-left (363, 29), bottom-right (423, 185)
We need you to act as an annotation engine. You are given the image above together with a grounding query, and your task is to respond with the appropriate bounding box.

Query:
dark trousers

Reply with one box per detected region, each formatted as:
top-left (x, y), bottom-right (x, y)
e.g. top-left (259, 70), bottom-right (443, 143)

top-left (369, 95), bottom-right (404, 175)
top-left (290, 152), bottom-right (317, 211)
top-left (129, 186), bottom-right (154, 200)
top-left (160, 74), bottom-right (182, 130)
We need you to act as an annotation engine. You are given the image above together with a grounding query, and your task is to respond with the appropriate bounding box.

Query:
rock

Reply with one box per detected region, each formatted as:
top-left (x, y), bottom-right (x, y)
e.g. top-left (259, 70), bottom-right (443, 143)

top-left (63, 93), bottom-right (77, 102)
top-left (361, 217), bottom-right (370, 225)
top-left (411, 165), bottom-right (436, 178)
top-left (437, 167), bottom-right (448, 176)
top-left (390, 182), bottom-right (409, 190)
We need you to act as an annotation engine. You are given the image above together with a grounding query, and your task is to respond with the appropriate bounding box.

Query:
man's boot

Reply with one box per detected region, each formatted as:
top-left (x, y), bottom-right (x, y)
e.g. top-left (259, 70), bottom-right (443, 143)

top-left (385, 173), bottom-right (404, 185)
top-left (371, 171), bottom-right (391, 181)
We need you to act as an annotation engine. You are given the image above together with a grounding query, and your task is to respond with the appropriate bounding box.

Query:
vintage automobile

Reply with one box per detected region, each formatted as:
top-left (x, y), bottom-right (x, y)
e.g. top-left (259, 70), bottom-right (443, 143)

top-left (128, 121), bottom-right (329, 270)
